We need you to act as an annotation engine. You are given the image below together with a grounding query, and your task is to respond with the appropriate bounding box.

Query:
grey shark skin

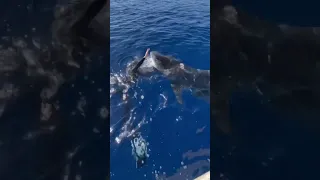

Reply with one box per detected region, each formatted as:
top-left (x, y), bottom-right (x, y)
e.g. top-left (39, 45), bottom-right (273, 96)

top-left (129, 51), bottom-right (210, 104)
top-left (211, 5), bottom-right (320, 134)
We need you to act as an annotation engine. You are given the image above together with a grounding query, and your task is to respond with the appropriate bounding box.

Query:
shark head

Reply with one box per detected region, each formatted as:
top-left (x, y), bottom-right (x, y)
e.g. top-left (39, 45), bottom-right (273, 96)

top-left (126, 54), bottom-right (161, 79)
top-left (149, 51), bottom-right (180, 71)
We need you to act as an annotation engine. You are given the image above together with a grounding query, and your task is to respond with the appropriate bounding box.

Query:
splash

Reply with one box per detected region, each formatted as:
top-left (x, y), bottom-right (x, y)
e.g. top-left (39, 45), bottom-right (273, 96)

top-left (110, 55), bottom-right (202, 145)
top-left (110, 54), bottom-right (207, 178)
top-left (110, 56), bottom-right (147, 145)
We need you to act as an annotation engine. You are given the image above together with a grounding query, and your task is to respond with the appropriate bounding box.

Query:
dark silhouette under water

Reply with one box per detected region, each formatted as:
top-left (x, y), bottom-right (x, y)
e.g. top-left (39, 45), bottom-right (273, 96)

top-left (211, 4), bottom-right (320, 134)
top-left (211, 2), bottom-right (320, 180)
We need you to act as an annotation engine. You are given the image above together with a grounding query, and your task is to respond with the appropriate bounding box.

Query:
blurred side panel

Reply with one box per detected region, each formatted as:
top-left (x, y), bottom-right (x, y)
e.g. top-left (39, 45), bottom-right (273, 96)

top-left (0, 0), bottom-right (110, 180)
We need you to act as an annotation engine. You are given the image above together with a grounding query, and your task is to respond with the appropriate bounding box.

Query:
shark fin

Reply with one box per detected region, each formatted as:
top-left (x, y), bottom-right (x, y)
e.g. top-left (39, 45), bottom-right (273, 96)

top-left (192, 89), bottom-right (210, 103)
top-left (171, 83), bottom-right (183, 104)
top-left (192, 89), bottom-right (210, 97)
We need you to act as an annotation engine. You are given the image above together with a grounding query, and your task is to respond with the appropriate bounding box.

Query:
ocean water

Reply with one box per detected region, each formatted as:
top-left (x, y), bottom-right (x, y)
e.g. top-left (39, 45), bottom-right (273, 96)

top-left (110, 0), bottom-right (210, 179)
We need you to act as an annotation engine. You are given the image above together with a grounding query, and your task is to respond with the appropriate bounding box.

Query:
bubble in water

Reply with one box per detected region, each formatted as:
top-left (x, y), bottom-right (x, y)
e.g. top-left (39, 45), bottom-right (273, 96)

top-left (99, 106), bottom-right (109, 119)
top-left (176, 116), bottom-right (182, 122)
top-left (92, 128), bottom-right (100, 133)
top-left (115, 137), bottom-right (121, 144)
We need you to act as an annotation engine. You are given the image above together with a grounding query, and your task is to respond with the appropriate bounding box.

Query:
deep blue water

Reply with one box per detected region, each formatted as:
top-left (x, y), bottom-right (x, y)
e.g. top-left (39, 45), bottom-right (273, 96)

top-left (110, 0), bottom-right (210, 179)
top-left (232, 0), bottom-right (320, 26)
top-left (211, 91), bottom-right (320, 180)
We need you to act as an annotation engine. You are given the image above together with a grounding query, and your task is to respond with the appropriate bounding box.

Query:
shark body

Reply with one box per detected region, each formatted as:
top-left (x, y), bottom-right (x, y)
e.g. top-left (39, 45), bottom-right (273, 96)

top-left (127, 51), bottom-right (210, 104)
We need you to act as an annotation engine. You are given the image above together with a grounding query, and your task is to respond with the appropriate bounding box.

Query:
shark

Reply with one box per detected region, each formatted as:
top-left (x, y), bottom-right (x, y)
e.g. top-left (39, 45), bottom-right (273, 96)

top-left (0, 0), bottom-right (110, 178)
top-left (211, 4), bottom-right (320, 134)
top-left (126, 51), bottom-right (210, 104)
top-left (0, 0), bottom-right (109, 119)
top-left (51, 0), bottom-right (108, 67)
